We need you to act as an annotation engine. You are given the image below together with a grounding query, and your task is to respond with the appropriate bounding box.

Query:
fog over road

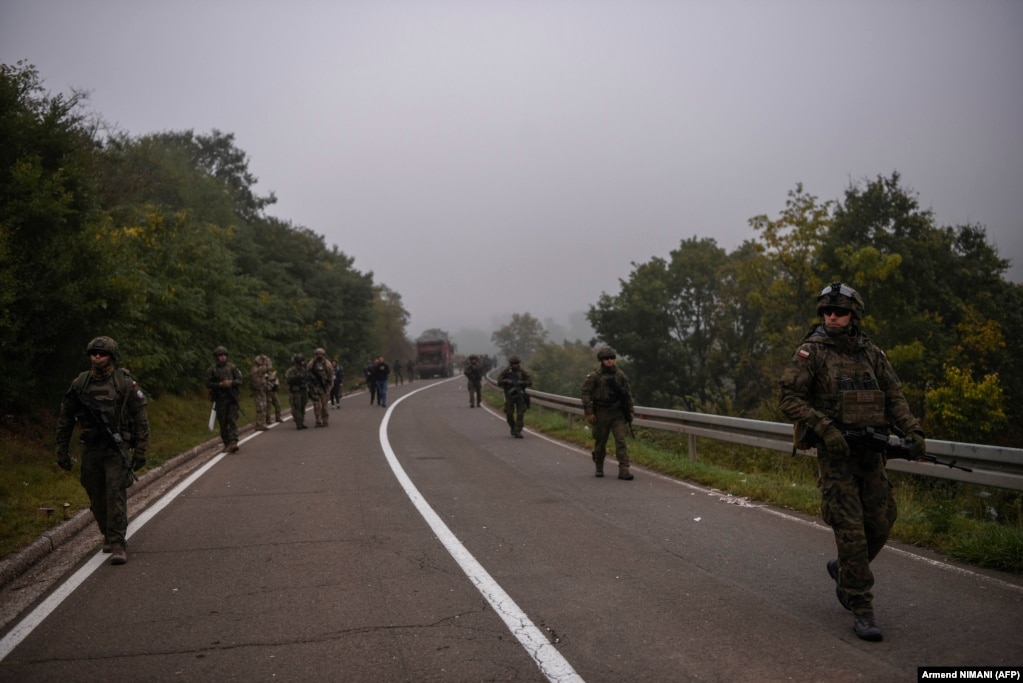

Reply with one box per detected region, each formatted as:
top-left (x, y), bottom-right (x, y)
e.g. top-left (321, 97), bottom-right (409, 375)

top-left (1, 378), bottom-right (1021, 681)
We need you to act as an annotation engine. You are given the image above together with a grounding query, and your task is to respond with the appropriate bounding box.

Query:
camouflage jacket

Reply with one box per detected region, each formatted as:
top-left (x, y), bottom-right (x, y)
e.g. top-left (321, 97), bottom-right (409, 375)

top-left (56, 366), bottom-right (150, 458)
top-left (778, 324), bottom-right (921, 439)
top-left (206, 361), bottom-right (242, 401)
top-left (581, 365), bottom-right (634, 415)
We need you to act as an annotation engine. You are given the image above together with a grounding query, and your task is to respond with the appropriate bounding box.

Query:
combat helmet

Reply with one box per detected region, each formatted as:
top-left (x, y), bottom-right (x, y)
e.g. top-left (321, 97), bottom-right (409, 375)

top-left (293, 353), bottom-right (305, 364)
top-left (213, 345), bottom-right (229, 357)
top-left (509, 355), bottom-right (521, 364)
top-left (596, 345), bottom-right (617, 360)
top-left (816, 282), bottom-right (864, 320)
top-left (86, 336), bottom-right (119, 360)
top-left (314, 347), bottom-right (326, 357)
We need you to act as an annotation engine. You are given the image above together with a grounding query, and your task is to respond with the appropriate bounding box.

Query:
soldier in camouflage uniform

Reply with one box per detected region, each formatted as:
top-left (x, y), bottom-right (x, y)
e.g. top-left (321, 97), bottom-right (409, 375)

top-left (581, 345), bottom-right (636, 480)
top-left (207, 345), bottom-right (243, 452)
top-left (464, 354), bottom-right (483, 408)
top-left (779, 282), bottom-right (926, 642)
top-left (267, 362), bottom-right (283, 422)
top-left (497, 356), bottom-right (533, 437)
top-left (55, 337), bottom-right (150, 565)
top-left (307, 348), bottom-right (333, 427)
top-left (285, 353), bottom-right (309, 429)
top-left (250, 354), bottom-right (272, 430)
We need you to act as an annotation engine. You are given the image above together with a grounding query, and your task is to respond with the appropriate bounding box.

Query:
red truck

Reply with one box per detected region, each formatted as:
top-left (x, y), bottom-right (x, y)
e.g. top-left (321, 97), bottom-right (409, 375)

top-left (415, 340), bottom-right (454, 378)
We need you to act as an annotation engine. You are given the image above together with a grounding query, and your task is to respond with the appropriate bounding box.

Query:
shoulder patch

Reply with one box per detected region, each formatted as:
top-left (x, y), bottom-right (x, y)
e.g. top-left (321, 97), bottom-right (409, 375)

top-left (797, 349), bottom-right (811, 359)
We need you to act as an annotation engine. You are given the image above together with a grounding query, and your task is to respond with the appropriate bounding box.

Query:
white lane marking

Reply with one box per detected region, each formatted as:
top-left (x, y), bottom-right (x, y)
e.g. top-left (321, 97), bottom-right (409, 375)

top-left (380, 381), bottom-right (584, 683)
top-left (0, 439), bottom-right (249, 661)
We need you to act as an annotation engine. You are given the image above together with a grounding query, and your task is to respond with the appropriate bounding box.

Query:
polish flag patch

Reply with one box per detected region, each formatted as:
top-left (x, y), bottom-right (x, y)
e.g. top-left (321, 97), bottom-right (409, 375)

top-left (797, 349), bottom-right (810, 359)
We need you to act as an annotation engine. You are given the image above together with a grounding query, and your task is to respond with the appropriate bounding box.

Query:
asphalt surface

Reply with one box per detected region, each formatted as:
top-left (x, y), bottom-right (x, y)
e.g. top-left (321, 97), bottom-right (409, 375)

top-left (1, 378), bottom-right (1021, 682)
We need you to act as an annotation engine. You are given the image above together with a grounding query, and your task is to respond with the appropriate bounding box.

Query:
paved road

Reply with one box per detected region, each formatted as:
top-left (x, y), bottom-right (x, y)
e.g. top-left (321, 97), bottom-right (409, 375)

top-left (1, 378), bottom-right (1021, 682)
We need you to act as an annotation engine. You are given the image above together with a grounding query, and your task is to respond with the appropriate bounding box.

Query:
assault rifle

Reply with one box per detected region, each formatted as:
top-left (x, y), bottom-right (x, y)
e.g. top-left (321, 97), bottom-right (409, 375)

top-left (73, 390), bottom-right (138, 484)
top-left (506, 381), bottom-right (526, 404)
top-left (842, 427), bottom-right (972, 472)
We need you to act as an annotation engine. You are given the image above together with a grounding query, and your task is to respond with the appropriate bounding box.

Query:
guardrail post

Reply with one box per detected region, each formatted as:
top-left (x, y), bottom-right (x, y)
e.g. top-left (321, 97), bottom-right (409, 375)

top-left (688, 434), bottom-right (697, 462)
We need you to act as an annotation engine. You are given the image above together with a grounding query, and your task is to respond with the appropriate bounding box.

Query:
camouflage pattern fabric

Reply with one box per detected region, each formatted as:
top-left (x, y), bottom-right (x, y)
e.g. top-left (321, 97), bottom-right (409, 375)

top-left (779, 323), bottom-right (919, 613)
top-left (207, 359), bottom-right (242, 447)
top-left (56, 366), bottom-right (150, 548)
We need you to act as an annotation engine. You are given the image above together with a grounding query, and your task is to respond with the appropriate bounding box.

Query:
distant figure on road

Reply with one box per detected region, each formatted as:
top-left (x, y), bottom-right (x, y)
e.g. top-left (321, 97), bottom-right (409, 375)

top-left (285, 353), bottom-right (309, 429)
top-left (307, 348), bottom-right (333, 427)
top-left (250, 353), bottom-right (272, 431)
top-left (55, 336), bottom-right (150, 565)
top-left (364, 359), bottom-right (378, 404)
top-left (464, 354), bottom-right (483, 408)
top-left (406, 359), bottom-right (415, 383)
top-left (373, 356), bottom-right (391, 407)
top-left (497, 356), bottom-right (533, 438)
top-left (581, 345), bottom-right (635, 480)
top-left (393, 358), bottom-right (404, 385)
top-left (779, 282), bottom-right (926, 643)
top-left (330, 359), bottom-right (344, 410)
top-left (207, 345), bottom-right (242, 453)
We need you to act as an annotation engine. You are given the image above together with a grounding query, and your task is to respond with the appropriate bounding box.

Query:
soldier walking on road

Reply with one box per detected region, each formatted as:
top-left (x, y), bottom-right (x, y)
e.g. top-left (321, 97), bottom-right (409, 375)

top-left (285, 353), bottom-right (309, 429)
top-left (406, 359), bottom-right (415, 383)
top-left (374, 356), bottom-right (391, 407)
top-left (207, 345), bottom-right (242, 453)
top-left (779, 282), bottom-right (926, 643)
top-left (581, 345), bottom-right (636, 480)
top-left (497, 356), bottom-right (533, 438)
top-left (250, 354), bottom-right (272, 431)
top-left (55, 336), bottom-right (150, 565)
top-left (464, 354), bottom-right (483, 408)
top-left (308, 348), bottom-right (333, 427)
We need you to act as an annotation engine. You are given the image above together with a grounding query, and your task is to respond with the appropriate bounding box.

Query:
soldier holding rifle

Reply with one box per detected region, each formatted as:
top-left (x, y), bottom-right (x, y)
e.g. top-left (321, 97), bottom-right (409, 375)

top-left (55, 336), bottom-right (150, 565)
top-left (779, 282), bottom-right (926, 642)
top-left (497, 355), bottom-right (533, 438)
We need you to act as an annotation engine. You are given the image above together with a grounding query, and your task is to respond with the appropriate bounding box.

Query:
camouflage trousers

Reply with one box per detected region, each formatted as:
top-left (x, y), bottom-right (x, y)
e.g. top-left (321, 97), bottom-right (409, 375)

top-left (80, 447), bottom-right (131, 547)
top-left (214, 398), bottom-right (239, 447)
top-left (591, 410), bottom-right (630, 468)
top-left (289, 389), bottom-right (307, 427)
top-left (269, 389), bottom-right (282, 421)
top-left (467, 379), bottom-right (481, 406)
top-left (310, 390), bottom-right (329, 426)
top-left (504, 398), bottom-right (527, 433)
top-left (817, 445), bottom-right (897, 612)
top-left (253, 386), bottom-right (270, 428)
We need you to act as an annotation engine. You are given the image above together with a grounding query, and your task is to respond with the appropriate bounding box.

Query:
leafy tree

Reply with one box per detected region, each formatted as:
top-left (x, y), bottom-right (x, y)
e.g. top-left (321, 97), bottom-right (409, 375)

top-left (371, 284), bottom-right (413, 364)
top-left (588, 237), bottom-right (729, 410)
top-left (0, 62), bottom-right (111, 412)
top-left (528, 340), bottom-right (599, 397)
top-left (925, 366), bottom-right (1006, 443)
top-left (490, 313), bottom-right (547, 361)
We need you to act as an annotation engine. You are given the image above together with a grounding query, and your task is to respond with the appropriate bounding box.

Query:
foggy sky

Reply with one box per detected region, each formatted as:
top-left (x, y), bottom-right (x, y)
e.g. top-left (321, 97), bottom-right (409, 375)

top-left (3, 1), bottom-right (1021, 345)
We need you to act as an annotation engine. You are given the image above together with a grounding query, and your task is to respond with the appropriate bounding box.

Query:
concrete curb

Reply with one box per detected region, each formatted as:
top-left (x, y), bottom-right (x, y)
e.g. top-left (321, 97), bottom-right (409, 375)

top-left (0, 429), bottom-right (247, 590)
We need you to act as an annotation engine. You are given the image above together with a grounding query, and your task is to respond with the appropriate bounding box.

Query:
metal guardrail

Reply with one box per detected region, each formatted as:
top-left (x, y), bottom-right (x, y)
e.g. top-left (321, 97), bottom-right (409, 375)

top-left (486, 376), bottom-right (1023, 491)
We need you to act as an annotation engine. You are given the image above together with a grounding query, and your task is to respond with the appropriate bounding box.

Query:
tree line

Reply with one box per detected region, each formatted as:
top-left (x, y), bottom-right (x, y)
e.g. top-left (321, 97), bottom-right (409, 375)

top-left (492, 180), bottom-right (1021, 447)
top-left (1, 62), bottom-right (412, 414)
top-left (4, 61), bottom-right (1020, 447)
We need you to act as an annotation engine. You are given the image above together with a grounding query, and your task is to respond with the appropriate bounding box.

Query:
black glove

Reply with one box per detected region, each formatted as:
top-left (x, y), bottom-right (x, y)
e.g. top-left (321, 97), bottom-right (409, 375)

top-left (130, 454), bottom-right (147, 472)
top-left (905, 431), bottom-right (926, 458)
top-left (821, 425), bottom-right (850, 458)
top-left (57, 453), bottom-right (72, 471)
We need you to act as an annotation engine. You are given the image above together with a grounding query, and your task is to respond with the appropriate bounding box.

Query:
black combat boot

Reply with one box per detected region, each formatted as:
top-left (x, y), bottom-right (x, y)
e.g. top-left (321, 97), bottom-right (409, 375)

top-left (827, 559), bottom-right (851, 611)
top-left (853, 611), bottom-right (883, 641)
top-left (618, 466), bottom-right (633, 480)
top-left (593, 454), bottom-right (604, 477)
